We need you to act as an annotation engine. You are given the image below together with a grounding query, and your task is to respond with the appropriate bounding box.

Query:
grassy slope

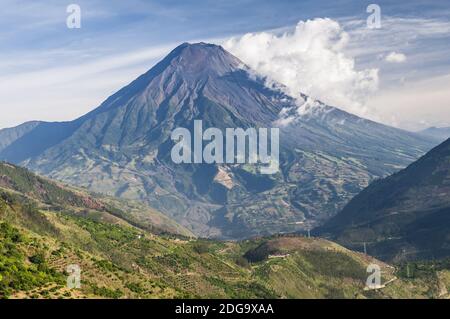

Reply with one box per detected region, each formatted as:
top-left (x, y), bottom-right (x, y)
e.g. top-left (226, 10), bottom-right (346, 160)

top-left (1, 163), bottom-right (450, 299)
top-left (0, 162), bottom-right (193, 237)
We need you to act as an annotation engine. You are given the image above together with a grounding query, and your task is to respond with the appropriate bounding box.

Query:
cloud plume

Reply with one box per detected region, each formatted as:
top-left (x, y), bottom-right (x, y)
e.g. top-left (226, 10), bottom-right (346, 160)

top-left (223, 18), bottom-right (379, 116)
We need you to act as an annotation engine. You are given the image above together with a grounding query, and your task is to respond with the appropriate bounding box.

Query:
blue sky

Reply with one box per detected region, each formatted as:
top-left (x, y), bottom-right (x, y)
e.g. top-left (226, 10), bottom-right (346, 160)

top-left (1, 0), bottom-right (450, 130)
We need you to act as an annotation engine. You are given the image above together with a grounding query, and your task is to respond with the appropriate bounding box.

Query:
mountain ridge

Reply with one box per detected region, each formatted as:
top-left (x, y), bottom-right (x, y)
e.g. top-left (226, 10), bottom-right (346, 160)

top-left (317, 138), bottom-right (450, 261)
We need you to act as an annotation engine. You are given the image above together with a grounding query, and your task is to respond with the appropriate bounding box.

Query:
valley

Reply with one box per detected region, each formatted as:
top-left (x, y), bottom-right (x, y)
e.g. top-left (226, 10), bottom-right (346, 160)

top-left (1, 162), bottom-right (450, 299)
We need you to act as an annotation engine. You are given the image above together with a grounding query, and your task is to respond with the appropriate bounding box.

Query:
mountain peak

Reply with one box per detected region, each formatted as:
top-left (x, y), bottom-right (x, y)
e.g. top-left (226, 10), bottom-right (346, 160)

top-left (177, 41), bottom-right (222, 50)
top-left (162, 42), bottom-right (244, 76)
top-left (174, 42), bottom-right (229, 57)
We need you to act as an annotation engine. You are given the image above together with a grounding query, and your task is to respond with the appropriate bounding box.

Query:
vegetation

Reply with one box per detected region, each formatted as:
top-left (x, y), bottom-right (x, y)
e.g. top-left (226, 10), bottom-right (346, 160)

top-left (0, 222), bottom-right (64, 299)
top-left (319, 138), bottom-right (450, 262)
top-left (1, 162), bottom-right (450, 299)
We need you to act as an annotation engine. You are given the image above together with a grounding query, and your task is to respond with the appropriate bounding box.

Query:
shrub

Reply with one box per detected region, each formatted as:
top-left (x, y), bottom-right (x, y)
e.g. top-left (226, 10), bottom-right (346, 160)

top-left (193, 242), bottom-right (210, 254)
top-left (235, 256), bottom-right (250, 268)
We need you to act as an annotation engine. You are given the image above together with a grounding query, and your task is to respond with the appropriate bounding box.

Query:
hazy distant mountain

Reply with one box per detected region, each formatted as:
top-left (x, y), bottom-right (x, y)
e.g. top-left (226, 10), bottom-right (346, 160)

top-left (0, 42), bottom-right (437, 238)
top-left (419, 126), bottom-right (450, 142)
top-left (0, 121), bottom-right (42, 152)
top-left (317, 138), bottom-right (450, 262)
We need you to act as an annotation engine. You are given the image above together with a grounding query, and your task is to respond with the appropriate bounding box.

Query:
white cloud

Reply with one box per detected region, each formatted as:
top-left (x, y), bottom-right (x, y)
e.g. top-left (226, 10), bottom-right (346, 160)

top-left (365, 73), bottom-right (450, 131)
top-left (385, 52), bottom-right (407, 63)
top-left (223, 18), bottom-right (379, 117)
top-left (341, 16), bottom-right (450, 84)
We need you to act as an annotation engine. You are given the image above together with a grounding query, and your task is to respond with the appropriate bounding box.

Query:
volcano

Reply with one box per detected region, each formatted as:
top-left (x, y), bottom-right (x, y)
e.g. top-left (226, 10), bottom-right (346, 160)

top-left (0, 42), bottom-right (437, 238)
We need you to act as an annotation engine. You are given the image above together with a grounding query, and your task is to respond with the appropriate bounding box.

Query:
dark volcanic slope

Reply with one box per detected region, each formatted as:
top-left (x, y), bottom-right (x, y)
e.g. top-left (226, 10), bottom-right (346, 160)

top-left (317, 138), bottom-right (450, 261)
top-left (0, 42), bottom-right (437, 238)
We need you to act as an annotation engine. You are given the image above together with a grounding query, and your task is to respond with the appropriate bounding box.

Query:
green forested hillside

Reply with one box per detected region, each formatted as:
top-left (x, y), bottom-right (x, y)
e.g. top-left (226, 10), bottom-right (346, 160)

top-left (0, 162), bottom-right (193, 237)
top-left (1, 162), bottom-right (450, 299)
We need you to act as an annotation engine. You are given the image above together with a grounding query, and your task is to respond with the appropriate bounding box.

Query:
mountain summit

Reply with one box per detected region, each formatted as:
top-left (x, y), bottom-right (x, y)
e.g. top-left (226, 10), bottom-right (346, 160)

top-left (162, 42), bottom-right (244, 75)
top-left (0, 42), bottom-right (438, 238)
